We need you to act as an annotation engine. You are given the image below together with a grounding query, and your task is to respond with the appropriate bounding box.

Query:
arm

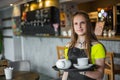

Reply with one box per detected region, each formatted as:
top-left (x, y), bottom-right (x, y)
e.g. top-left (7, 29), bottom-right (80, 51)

top-left (62, 42), bottom-right (70, 80)
top-left (85, 58), bottom-right (105, 80)
top-left (83, 42), bottom-right (106, 80)
top-left (62, 72), bottom-right (68, 80)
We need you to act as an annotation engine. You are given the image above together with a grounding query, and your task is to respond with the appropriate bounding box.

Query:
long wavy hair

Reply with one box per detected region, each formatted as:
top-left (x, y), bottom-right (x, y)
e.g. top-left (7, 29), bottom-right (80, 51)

top-left (69, 11), bottom-right (98, 60)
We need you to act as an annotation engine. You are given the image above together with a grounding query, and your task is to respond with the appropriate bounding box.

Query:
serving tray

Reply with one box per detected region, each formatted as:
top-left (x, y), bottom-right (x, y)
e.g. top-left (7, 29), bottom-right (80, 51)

top-left (52, 64), bottom-right (98, 72)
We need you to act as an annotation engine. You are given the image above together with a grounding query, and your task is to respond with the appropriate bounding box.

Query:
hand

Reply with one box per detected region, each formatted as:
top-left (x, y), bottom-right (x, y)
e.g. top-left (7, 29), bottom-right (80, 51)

top-left (79, 72), bottom-right (86, 75)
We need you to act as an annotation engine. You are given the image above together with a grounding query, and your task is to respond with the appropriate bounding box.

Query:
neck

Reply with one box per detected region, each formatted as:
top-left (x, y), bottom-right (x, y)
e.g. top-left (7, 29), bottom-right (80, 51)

top-left (77, 36), bottom-right (85, 43)
top-left (77, 41), bottom-right (86, 49)
top-left (77, 36), bottom-right (86, 49)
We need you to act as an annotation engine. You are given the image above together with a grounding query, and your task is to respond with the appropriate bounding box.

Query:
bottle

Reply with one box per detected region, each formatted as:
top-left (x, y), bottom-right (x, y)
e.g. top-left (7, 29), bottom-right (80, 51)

top-left (108, 29), bottom-right (112, 37)
top-left (103, 30), bottom-right (107, 37)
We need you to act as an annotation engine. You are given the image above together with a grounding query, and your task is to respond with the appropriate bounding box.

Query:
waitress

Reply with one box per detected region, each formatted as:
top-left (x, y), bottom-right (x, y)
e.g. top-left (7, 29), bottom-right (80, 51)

top-left (62, 11), bottom-right (106, 80)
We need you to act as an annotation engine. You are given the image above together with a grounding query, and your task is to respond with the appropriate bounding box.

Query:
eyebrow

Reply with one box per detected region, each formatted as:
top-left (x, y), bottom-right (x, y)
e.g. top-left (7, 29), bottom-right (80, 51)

top-left (73, 21), bottom-right (86, 23)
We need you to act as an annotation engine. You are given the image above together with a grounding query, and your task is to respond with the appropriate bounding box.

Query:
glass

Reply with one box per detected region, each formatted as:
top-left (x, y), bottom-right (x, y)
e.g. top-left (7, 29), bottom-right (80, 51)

top-left (111, 30), bottom-right (116, 36)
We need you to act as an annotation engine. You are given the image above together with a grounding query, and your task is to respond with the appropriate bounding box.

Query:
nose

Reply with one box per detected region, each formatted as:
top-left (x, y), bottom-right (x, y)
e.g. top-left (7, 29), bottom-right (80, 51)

top-left (79, 23), bottom-right (82, 28)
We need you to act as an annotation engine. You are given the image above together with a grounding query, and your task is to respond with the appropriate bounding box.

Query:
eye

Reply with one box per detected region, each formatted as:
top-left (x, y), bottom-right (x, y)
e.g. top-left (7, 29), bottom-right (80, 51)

top-left (74, 22), bottom-right (78, 25)
top-left (80, 21), bottom-right (86, 24)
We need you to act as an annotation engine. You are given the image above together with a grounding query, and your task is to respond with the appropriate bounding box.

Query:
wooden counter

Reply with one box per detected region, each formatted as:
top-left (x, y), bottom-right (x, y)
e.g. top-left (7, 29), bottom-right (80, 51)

top-left (58, 35), bottom-right (120, 41)
top-left (60, 35), bottom-right (120, 41)
top-left (0, 71), bottom-right (40, 80)
top-left (23, 35), bottom-right (120, 41)
top-left (97, 35), bottom-right (120, 41)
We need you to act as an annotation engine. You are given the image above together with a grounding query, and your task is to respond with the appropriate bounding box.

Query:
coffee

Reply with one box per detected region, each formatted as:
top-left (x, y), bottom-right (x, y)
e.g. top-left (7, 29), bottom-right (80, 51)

top-left (77, 58), bottom-right (88, 66)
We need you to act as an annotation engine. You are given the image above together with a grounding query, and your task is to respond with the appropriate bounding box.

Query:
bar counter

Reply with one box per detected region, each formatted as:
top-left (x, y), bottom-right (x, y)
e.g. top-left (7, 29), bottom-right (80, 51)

top-left (20, 35), bottom-right (120, 79)
top-left (97, 35), bottom-right (120, 41)
top-left (59, 35), bottom-right (120, 41)
top-left (23, 35), bottom-right (120, 41)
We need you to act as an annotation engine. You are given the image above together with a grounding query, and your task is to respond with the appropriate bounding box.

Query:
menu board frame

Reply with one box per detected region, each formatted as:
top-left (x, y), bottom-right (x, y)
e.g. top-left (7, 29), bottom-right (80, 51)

top-left (94, 21), bottom-right (105, 36)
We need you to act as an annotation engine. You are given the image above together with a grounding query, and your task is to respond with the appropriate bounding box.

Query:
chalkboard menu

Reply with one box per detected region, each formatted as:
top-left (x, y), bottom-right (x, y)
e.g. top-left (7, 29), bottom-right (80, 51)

top-left (116, 5), bottom-right (120, 35)
top-left (20, 2), bottom-right (60, 36)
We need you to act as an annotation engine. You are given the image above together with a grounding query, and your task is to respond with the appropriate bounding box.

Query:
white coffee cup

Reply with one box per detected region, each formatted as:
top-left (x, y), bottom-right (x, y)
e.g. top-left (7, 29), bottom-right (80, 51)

top-left (77, 58), bottom-right (88, 66)
top-left (56, 59), bottom-right (71, 69)
top-left (68, 29), bottom-right (71, 36)
top-left (62, 31), bottom-right (68, 36)
top-left (4, 67), bottom-right (13, 79)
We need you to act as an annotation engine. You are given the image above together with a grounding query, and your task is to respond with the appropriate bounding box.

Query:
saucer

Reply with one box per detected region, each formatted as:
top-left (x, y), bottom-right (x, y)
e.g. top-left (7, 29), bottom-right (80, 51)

top-left (73, 64), bottom-right (93, 69)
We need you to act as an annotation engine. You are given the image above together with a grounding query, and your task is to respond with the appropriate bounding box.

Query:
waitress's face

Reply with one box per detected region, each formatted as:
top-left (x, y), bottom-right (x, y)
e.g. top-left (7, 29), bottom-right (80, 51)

top-left (73, 15), bottom-right (87, 36)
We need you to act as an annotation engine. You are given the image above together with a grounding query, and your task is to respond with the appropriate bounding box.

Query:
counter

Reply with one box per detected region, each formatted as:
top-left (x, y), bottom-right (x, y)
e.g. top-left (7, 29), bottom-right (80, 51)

top-left (22, 35), bottom-right (120, 41)
top-left (20, 35), bottom-right (120, 79)
top-left (60, 35), bottom-right (120, 41)
top-left (97, 35), bottom-right (120, 41)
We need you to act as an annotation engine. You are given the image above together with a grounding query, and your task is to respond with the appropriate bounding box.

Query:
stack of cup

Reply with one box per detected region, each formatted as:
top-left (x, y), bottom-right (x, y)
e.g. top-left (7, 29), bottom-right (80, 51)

top-left (4, 67), bottom-right (13, 80)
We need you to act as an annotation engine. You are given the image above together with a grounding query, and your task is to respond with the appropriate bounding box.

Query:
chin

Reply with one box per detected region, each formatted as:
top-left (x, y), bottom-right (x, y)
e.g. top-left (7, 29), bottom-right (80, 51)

top-left (78, 34), bottom-right (85, 36)
top-left (77, 33), bottom-right (85, 36)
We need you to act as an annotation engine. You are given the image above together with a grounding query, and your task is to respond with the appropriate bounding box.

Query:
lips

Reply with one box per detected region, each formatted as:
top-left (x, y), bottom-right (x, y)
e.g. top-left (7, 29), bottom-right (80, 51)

top-left (77, 29), bottom-right (83, 32)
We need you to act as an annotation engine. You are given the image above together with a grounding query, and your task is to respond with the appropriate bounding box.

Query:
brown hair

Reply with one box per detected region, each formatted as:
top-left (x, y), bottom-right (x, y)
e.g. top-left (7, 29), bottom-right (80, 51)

top-left (69, 11), bottom-right (98, 60)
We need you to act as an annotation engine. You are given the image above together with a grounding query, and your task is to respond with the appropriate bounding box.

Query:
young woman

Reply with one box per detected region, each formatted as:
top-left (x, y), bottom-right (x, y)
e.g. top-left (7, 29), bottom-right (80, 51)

top-left (62, 11), bottom-right (106, 80)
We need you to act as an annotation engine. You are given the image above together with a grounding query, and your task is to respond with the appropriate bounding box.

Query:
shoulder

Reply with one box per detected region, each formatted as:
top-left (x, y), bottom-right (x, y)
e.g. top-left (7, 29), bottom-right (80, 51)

top-left (91, 41), bottom-right (106, 54)
top-left (91, 41), bottom-right (104, 48)
top-left (65, 42), bottom-right (71, 48)
top-left (91, 41), bottom-right (100, 45)
top-left (91, 41), bottom-right (106, 58)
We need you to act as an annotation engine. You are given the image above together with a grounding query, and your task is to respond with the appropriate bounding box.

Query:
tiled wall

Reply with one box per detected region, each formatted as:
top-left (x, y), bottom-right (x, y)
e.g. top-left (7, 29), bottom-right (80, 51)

top-left (0, 7), bottom-right (22, 61)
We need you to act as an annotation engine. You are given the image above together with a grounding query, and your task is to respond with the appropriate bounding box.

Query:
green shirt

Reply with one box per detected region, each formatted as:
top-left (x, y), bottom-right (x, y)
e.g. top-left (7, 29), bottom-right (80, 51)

top-left (64, 43), bottom-right (106, 64)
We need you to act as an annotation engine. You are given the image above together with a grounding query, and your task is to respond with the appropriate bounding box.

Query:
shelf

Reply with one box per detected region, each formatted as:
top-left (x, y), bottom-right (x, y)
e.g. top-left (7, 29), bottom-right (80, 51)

top-left (2, 17), bottom-right (12, 21)
top-left (97, 35), bottom-right (120, 41)
top-left (3, 36), bottom-right (13, 38)
top-left (22, 34), bottom-right (120, 41)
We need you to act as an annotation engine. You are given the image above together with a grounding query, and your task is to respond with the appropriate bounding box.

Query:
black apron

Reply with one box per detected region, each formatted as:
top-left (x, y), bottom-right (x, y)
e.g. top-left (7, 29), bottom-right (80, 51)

top-left (67, 47), bottom-right (95, 80)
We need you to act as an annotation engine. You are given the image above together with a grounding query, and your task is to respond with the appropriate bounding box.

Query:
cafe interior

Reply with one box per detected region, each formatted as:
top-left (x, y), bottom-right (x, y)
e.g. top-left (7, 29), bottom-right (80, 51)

top-left (0, 0), bottom-right (120, 80)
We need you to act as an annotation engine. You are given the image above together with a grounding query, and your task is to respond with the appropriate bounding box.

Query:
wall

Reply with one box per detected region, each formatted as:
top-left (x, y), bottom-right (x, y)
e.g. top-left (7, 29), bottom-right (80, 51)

top-left (0, 6), bottom-right (22, 61)
top-left (21, 36), bottom-right (69, 78)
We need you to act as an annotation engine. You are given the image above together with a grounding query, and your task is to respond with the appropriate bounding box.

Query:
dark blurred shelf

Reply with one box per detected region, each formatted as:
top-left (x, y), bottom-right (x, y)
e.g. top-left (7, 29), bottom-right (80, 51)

top-left (2, 17), bottom-right (12, 21)
top-left (0, 26), bottom-right (12, 30)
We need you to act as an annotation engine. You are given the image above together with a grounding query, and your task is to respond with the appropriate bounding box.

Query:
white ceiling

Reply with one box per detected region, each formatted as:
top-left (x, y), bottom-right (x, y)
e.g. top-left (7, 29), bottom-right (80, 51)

top-left (0, 0), bottom-right (95, 9)
top-left (0, 0), bottom-right (32, 9)
top-left (0, 0), bottom-right (20, 9)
